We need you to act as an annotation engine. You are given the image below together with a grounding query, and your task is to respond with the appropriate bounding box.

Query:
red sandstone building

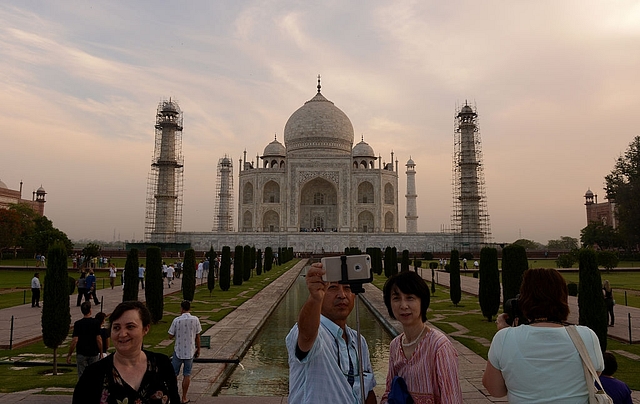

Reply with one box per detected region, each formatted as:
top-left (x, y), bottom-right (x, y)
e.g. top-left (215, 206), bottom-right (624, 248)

top-left (0, 179), bottom-right (46, 216)
top-left (584, 188), bottom-right (615, 228)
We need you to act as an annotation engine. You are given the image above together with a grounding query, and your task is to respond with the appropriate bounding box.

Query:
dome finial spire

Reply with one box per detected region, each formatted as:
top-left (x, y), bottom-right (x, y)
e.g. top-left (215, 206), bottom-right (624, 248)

top-left (317, 74), bottom-right (321, 93)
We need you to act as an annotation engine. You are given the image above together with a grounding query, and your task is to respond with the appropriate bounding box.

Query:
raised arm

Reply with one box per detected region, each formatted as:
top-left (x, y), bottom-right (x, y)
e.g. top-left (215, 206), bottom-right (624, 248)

top-left (296, 263), bottom-right (327, 353)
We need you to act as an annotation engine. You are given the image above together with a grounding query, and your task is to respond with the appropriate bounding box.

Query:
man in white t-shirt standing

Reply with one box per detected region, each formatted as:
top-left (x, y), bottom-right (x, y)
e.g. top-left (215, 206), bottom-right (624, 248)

top-left (169, 301), bottom-right (202, 404)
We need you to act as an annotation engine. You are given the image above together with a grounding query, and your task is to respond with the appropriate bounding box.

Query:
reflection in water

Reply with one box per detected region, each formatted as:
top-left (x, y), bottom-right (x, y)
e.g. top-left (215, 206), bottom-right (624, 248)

top-left (218, 270), bottom-right (392, 397)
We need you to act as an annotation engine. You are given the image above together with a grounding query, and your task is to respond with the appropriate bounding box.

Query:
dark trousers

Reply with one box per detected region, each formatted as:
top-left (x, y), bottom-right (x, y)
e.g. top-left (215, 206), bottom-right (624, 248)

top-left (88, 288), bottom-right (99, 305)
top-left (76, 288), bottom-right (89, 306)
top-left (31, 288), bottom-right (40, 307)
top-left (139, 277), bottom-right (144, 289)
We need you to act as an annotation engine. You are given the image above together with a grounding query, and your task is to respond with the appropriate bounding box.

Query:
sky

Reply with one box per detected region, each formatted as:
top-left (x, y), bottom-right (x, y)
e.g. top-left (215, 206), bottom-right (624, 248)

top-left (1, 1), bottom-right (639, 245)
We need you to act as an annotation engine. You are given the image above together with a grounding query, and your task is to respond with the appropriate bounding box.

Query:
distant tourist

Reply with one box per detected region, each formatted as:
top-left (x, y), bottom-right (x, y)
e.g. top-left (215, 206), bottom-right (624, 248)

top-left (30, 272), bottom-right (41, 308)
top-left (109, 264), bottom-right (117, 289)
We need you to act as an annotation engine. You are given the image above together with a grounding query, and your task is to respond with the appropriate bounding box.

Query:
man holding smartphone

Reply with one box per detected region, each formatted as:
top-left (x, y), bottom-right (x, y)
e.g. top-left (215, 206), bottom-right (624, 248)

top-left (286, 262), bottom-right (377, 403)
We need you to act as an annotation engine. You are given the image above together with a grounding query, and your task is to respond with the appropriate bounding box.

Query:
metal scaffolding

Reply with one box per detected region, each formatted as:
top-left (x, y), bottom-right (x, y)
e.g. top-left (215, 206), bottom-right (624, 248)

top-left (451, 102), bottom-right (492, 249)
top-left (144, 99), bottom-right (184, 242)
top-left (213, 155), bottom-right (234, 232)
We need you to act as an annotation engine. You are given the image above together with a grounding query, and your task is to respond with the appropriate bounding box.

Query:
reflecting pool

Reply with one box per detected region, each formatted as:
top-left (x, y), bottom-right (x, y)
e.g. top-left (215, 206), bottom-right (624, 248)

top-left (218, 269), bottom-right (392, 397)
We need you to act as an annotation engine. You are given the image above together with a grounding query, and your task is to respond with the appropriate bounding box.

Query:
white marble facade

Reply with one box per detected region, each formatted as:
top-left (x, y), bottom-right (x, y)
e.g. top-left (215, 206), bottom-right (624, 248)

top-left (237, 83), bottom-right (399, 235)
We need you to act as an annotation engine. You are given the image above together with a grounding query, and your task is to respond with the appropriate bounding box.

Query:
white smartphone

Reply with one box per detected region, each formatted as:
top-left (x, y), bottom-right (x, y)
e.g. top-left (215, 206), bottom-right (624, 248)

top-left (321, 254), bottom-right (372, 283)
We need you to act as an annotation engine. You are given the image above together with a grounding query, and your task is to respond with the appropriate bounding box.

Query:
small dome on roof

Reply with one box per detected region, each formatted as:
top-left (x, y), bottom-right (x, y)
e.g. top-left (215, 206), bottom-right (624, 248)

top-left (0, 179), bottom-right (7, 189)
top-left (585, 189), bottom-right (594, 197)
top-left (352, 139), bottom-right (375, 158)
top-left (406, 157), bottom-right (415, 166)
top-left (37, 185), bottom-right (46, 193)
top-left (461, 105), bottom-right (474, 114)
top-left (263, 137), bottom-right (286, 157)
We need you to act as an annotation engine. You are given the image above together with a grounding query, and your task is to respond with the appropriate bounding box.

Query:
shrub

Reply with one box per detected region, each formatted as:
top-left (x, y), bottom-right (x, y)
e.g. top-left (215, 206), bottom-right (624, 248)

top-left (461, 252), bottom-right (474, 260)
top-left (122, 248), bottom-right (140, 302)
top-left (145, 247), bottom-right (164, 324)
top-left (182, 249), bottom-right (197, 301)
top-left (207, 247), bottom-right (216, 294)
top-left (243, 245), bottom-right (251, 281)
top-left (567, 282), bottom-right (578, 296)
top-left (264, 247), bottom-right (273, 272)
top-left (413, 259), bottom-right (421, 272)
top-left (68, 276), bottom-right (76, 295)
top-left (449, 250), bottom-right (461, 306)
top-left (502, 244), bottom-right (528, 310)
top-left (479, 247), bottom-right (500, 321)
top-left (42, 241), bottom-right (71, 375)
top-left (401, 250), bottom-right (410, 272)
top-left (429, 262), bottom-right (438, 270)
top-left (422, 252), bottom-right (434, 260)
top-left (556, 254), bottom-right (576, 268)
top-left (597, 251), bottom-right (619, 271)
top-left (219, 246), bottom-right (231, 291)
top-left (256, 249), bottom-right (263, 275)
top-left (578, 248), bottom-right (608, 352)
top-left (384, 247), bottom-right (393, 278)
top-left (233, 246), bottom-right (244, 285)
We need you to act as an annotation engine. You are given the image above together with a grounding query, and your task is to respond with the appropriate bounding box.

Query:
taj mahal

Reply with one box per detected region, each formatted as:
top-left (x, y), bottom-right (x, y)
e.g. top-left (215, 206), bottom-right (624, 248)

top-left (144, 77), bottom-right (491, 253)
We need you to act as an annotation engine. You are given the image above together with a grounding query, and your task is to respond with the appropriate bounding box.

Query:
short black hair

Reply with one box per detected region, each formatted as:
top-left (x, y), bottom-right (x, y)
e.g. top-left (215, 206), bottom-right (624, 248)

top-left (109, 301), bottom-right (151, 328)
top-left (383, 271), bottom-right (431, 322)
top-left (181, 300), bottom-right (191, 311)
top-left (602, 352), bottom-right (618, 376)
top-left (95, 312), bottom-right (106, 324)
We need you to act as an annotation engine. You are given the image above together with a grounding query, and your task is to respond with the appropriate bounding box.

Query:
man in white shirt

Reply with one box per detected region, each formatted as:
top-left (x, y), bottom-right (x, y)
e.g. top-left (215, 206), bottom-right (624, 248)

top-left (165, 264), bottom-right (175, 288)
top-left (31, 273), bottom-right (41, 307)
top-left (108, 264), bottom-right (117, 289)
top-left (169, 300), bottom-right (202, 404)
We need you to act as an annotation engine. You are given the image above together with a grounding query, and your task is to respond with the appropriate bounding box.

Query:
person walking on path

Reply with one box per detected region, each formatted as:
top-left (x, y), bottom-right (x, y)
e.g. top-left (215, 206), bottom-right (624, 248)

top-left (168, 300), bottom-right (202, 404)
top-left (76, 272), bottom-right (89, 306)
top-left (67, 302), bottom-right (103, 379)
top-left (166, 264), bottom-right (175, 288)
top-left (603, 280), bottom-right (615, 327)
top-left (109, 264), bottom-right (117, 289)
top-left (85, 270), bottom-right (100, 305)
top-left (138, 264), bottom-right (145, 290)
top-left (30, 272), bottom-right (41, 307)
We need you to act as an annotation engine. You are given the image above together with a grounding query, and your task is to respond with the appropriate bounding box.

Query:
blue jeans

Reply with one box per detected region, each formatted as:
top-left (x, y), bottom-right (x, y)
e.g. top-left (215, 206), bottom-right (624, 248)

top-left (76, 353), bottom-right (99, 379)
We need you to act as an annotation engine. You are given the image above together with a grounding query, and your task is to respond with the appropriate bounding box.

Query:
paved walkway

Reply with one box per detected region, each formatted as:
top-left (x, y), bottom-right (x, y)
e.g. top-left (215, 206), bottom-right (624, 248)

top-left (0, 274), bottom-right (184, 348)
top-left (1, 264), bottom-right (639, 403)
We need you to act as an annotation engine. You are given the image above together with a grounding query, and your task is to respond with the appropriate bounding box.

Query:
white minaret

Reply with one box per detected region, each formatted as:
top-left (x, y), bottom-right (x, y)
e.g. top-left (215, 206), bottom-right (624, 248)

top-left (405, 157), bottom-right (418, 232)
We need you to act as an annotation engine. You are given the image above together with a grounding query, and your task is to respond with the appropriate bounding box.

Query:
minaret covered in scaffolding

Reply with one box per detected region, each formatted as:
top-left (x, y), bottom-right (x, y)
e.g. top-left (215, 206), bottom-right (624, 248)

top-left (213, 155), bottom-right (234, 232)
top-left (145, 99), bottom-right (184, 243)
top-left (452, 102), bottom-right (491, 248)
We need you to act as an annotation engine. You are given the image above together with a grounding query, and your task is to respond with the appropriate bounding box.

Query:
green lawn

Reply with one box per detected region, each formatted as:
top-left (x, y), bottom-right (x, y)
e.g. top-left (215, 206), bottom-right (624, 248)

top-left (0, 260), bottom-right (298, 393)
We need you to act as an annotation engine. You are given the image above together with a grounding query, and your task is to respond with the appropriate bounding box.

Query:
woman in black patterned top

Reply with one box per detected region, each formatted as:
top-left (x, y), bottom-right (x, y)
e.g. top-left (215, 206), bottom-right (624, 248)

top-left (73, 301), bottom-right (180, 404)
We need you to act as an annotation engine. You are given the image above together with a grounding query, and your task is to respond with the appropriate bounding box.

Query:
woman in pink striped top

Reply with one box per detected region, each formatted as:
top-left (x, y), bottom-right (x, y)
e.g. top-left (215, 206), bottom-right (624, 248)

top-left (381, 271), bottom-right (463, 404)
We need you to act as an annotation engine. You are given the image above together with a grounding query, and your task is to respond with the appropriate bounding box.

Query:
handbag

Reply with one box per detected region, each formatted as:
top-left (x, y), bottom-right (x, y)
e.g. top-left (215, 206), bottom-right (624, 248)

top-left (387, 376), bottom-right (414, 404)
top-left (565, 325), bottom-right (613, 404)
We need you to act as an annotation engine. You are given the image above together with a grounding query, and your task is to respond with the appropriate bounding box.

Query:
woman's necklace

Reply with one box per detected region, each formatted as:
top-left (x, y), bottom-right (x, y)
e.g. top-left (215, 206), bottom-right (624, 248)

top-left (402, 324), bottom-right (427, 348)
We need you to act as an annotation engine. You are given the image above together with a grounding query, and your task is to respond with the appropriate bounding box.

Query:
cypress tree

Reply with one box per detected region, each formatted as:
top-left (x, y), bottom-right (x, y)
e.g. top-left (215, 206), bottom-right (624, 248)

top-left (502, 244), bottom-right (528, 310)
top-left (220, 246), bottom-right (231, 291)
top-left (182, 249), bottom-right (196, 301)
top-left (578, 248), bottom-right (608, 352)
top-left (384, 246), bottom-right (392, 277)
top-left (256, 249), bottom-right (263, 275)
top-left (449, 249), bottom-right (461, 306)
top-left (233, 245), bottom-right (244, 285)
top-left (206, 247), bottom-right (216, 294)
top-left (250, 246), bottom-right (256, 271)
top-left (375, 248), bottom-right (383, 275)
top-left (243, 245), bottom-right (251, 281)
top-left (264, 247), bottom-right (273, 272)
top-left (479, 247), bottom-right (500, 321)
top-left (145, 247), bottom-right (164, 324)
top-left (401, 249), bottom-right (410, 272)
top-left (431, 267), bottom-right (436, 295)
top-left (391, 247), bottom-right (398, 275)
top-left (122, 248), bottom-right (140, 302)
top-left (42, 241), bottom-right (71, 375)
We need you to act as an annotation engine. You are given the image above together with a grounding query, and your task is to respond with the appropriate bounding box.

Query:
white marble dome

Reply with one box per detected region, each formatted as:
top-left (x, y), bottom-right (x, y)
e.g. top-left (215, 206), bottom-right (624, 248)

top-left (284, 91), bottom-right (354, 156)
top-left (352, 139), bottom-right (375, 158)
top-left (263, 137), bottom-right (286, 157)
top-left (0, 179), bottom-right (7, 189)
